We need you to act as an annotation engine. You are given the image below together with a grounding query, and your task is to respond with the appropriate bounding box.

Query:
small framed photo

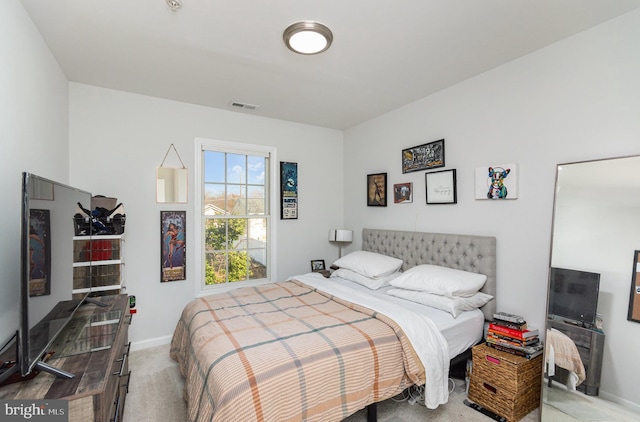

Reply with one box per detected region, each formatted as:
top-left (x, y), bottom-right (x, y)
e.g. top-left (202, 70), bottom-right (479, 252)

top-left (394, 182), bottom-right (413, 203)
top-left (367, 173), bottom-right (387, 206)
top-left (311, 259), bottom-right (326, 272)
top-left (426, 169), bottom-right (457, 204)
top-left (402, 139), bottom-right (445, 174)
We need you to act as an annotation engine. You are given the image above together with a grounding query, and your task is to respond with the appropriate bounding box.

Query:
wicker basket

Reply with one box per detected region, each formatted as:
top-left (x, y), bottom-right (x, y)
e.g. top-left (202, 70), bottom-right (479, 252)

top-left (468, 344), bottom-right (543, 422)
top-left (469, 378), bottom-right (540, 422)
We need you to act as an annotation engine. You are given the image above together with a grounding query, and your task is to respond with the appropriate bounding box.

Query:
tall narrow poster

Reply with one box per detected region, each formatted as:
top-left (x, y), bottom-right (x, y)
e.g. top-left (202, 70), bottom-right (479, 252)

top-left (161, 210), bottom-right (186, 282)
top-left (29, 209), bottom-right (51, 296)
top-left (280, 162), bottom-right (298, 219)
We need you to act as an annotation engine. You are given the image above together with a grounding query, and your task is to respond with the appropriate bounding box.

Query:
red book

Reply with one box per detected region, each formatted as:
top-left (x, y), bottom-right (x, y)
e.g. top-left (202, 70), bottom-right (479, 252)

top-left (488, 323), bottom-right (538, 339)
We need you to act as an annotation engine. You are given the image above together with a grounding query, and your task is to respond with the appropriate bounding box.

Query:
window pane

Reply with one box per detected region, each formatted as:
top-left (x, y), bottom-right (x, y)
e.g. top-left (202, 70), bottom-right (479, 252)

top-left (228, 251), bottom-right (249, 282)
top-left (205, 251), bottom-right (226, 285)
top-left (247, 156), bottom-right (265, 185)
top-left (227, 185), bottom-right (245, 214)
top-left (227, 154), bottom-right (245, 183)
top-left (204, 183), bottom-right (225, 214)
top-left (248, 217), bottom-right (267, 242)
top-left (204, 151), bottom-right (225, 183)
top-left (205, 218), bottom-right (228, 249)
top-left (247, 186), bottom-right (265, 215)
top-left (248, 249), bottom-right (266, 280)
top-left (229, 219), bottom-right (248, 251)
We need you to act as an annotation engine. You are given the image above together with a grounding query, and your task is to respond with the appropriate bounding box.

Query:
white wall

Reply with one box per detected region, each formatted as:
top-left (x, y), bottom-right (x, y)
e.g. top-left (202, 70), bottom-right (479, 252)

top-left (343, 9), bottom-right (640, 407)
top-left (0, 0), bottom-right (70, 348)
top-left (68, 84), bottom-right (344, 349)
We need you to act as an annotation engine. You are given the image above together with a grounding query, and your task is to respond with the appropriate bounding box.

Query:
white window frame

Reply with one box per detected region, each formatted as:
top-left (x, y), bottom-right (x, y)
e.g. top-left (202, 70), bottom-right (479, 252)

top-left (194, 137), bottom-right (278, 296)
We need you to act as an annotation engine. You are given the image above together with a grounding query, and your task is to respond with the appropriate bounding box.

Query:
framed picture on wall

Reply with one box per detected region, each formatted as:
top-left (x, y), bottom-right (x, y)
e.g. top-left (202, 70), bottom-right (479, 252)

top-left (628, 250), bottom-right (640, 323)
top-left (393, 182), bottom-right (413, 203)
top-left (280, 161), bottom-right (298, 219)
top-left (425, 169), bottom-right (457, 204)
top-left (474, 164), bottom-right (519, 200)
top-left (402, 139), bottom-right (445, 174)
top-left (367, 173), bottom-right (387, 206)
top-left (161, 210), bottom-right (186, 282)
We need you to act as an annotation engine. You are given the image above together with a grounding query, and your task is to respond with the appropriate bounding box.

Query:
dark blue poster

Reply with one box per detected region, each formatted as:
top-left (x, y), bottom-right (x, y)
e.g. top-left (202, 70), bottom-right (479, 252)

top-left (280, 162), bottom-right (298, 219)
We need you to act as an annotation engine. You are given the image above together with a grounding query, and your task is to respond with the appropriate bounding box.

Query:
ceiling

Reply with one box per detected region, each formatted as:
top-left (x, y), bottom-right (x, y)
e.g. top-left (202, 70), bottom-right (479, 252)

top-left (19, 0), bottom-right (640, 130)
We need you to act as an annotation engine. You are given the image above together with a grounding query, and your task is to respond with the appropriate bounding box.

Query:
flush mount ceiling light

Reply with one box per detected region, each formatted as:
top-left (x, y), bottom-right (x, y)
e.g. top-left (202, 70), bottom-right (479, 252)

top-left (166, 0), bottom-right (182, 11)
top-left (283, 21), bottom-right (333, 55)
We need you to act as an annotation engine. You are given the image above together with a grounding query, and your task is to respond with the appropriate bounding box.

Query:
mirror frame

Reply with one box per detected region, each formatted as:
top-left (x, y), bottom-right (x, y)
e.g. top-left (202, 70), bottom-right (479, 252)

top-left (628, 250), bottom-right (640, 322)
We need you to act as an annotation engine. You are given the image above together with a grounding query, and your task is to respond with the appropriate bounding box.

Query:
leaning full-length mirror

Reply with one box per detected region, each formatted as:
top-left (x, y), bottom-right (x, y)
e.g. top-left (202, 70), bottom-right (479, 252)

top-left (542, 155), bottom-right (640, 420)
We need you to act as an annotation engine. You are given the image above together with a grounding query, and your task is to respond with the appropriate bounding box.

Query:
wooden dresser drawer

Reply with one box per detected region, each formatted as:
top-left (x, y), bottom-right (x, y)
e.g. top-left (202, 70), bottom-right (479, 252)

top-left (2, 295), bottom-right (132, 422)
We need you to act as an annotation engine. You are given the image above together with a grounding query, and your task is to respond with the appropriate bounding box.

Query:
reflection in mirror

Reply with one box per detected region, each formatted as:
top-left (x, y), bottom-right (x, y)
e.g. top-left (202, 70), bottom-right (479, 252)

top-left (542, 155), bottom-right (640, 421)
top-left (157, 167), bottom-right (188, 203)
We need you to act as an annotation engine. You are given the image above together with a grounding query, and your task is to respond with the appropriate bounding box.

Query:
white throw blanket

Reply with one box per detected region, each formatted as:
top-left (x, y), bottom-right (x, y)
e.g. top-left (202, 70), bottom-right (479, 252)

top-left (291, 273), bottom-right (450, 409)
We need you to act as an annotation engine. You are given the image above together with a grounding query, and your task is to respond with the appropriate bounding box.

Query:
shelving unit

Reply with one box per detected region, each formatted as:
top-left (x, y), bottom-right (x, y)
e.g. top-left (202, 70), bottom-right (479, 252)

top-left (73, 234), bottom-right (125, 298)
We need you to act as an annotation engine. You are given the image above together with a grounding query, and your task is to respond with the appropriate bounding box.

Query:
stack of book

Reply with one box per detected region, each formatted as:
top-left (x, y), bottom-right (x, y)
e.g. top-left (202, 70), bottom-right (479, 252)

top-left (486, 312), bottom-right (544, 359)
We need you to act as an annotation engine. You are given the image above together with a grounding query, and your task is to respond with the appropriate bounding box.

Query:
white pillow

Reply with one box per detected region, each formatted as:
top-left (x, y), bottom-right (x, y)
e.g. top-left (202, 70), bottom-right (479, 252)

top-left (332, 251), bottom-right (403, 278)
top-left (330, 268), bottom-right (401, 290)
top-left (389, 264), bottom-right (487, 298)
top-left (388, 288), bottom-right (493, 318)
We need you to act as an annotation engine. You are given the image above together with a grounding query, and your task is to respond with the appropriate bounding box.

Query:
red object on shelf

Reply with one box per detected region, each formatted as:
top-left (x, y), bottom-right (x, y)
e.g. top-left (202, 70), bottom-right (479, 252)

top-left (83, 239), bottom-right (113, 261)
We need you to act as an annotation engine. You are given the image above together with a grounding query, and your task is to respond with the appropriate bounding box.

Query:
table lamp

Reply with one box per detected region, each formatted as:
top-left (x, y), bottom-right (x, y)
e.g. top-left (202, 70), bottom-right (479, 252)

top-left (329, 229), bottom-right (353, 258)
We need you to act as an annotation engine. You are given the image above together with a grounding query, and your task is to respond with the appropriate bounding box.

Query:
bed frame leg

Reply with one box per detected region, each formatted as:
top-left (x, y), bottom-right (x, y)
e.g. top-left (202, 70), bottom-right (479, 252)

top-left (366, 403), bottom-right (377, 422)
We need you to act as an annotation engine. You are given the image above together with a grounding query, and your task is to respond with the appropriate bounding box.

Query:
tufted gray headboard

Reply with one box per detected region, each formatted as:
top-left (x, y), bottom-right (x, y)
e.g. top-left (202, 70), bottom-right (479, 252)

top-left (362, 228), bottom-right (497, 321)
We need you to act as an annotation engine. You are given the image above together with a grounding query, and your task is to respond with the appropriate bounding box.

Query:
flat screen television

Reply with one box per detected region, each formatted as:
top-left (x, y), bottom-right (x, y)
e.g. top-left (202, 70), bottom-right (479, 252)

top-left (548, 267), bottom-right (600, 328)
top-left (16, 172), bottom-right (93, 379)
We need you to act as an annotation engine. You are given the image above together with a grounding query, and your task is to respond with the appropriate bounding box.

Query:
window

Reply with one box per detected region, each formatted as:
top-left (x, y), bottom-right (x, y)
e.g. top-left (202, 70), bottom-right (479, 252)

top-left (196, 139), bottom-right (277, 292)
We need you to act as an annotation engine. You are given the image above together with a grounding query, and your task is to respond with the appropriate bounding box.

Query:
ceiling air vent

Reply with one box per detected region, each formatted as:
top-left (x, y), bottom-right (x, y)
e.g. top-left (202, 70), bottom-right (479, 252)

top-left (230, 101), bottom-right (260, 111)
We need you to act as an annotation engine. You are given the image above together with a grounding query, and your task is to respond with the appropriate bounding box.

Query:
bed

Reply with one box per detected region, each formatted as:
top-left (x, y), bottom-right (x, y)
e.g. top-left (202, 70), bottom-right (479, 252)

top-left (170, 228), bottom-right (496, 421)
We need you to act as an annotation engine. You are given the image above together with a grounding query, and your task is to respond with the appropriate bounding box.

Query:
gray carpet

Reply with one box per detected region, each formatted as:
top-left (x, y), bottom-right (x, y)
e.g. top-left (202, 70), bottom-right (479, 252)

top-left (123, 344), bottom-right (539, 421)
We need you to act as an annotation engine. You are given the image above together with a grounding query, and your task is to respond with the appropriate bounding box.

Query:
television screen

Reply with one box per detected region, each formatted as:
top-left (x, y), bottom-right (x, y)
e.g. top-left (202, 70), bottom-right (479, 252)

top-left (548, 267), bottom-right (600, 327)
top-left (19, 173), bottom-right (92, 377)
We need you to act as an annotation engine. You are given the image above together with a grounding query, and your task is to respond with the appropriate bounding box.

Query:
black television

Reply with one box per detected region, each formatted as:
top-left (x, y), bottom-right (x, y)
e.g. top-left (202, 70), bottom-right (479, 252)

top-left (548, 267), bottom-right (600, 328)
top-left (13, 172), bottom-right (93, 380)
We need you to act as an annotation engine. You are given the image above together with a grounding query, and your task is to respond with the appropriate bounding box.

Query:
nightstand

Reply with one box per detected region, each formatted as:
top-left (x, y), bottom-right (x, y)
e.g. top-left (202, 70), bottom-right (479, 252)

top-left (468, 343), bottom-right (542, 422)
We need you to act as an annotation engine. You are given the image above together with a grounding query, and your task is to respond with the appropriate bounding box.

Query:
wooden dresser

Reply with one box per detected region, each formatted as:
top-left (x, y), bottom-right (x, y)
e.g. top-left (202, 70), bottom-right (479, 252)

top-left (0, 294), bottom-right (132, 422)
top-left (468, 343), bottom-right (543, 422)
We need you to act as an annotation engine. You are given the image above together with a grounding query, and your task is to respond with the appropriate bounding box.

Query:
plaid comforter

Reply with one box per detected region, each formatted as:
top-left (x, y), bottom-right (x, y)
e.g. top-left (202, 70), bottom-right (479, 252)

top-left (170, 279), bottom-right (425, 421)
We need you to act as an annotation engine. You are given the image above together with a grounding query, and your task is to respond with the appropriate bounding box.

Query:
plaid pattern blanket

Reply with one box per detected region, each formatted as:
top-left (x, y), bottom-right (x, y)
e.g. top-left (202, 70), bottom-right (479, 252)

top-left (170, 280), bottom-right (425, 421)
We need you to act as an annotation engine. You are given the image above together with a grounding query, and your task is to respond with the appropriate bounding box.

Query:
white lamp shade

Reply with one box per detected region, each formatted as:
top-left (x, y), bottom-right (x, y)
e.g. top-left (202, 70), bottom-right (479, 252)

top-left (329, 229), bottom-right (353, 242)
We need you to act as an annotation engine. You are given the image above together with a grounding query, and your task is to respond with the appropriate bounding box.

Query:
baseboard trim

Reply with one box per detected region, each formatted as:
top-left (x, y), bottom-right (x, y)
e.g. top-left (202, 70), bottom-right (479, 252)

top-left (599, 390), bottom-right (640, 414)
top-left (130, 335), bottom-right (172, 352)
